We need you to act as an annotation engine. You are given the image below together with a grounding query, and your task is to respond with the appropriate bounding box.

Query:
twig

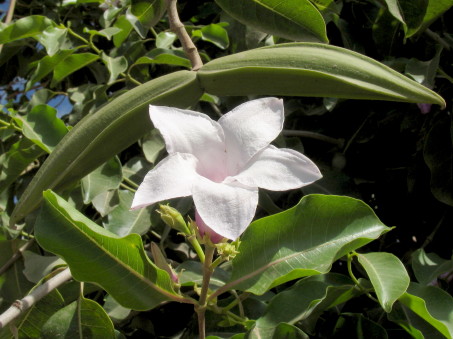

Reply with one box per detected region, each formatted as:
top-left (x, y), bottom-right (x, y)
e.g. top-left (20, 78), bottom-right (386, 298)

top-left (0, 268), bottom-right (73, 329)
top-left (0, 239), bottom-right (35, 276)
top-left (282, 130), bottom-right (344, 147)
top-left (165, 0), bottom-right (203, 71)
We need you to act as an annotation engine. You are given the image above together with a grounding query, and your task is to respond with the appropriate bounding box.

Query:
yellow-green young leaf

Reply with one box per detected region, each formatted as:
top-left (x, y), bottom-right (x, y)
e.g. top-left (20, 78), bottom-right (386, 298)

top-left (10, 71), bottom-right (203, 228)
top-left (131, 0), bottom-right (166, 28)
top-left (217, 195), bottom-right (391, 296)
top-left (0, 16), bottom-right (55, 44)
top-left (198, 43), bottom-right (445, 107)
top-left (357, 252), bottom-right (410, 312)
top-left (215, 0), bottom-right (328, 42)
top-left (35, 190), bottom-right (191, 310)
top-left (52, 53), bottom-right (99, 84)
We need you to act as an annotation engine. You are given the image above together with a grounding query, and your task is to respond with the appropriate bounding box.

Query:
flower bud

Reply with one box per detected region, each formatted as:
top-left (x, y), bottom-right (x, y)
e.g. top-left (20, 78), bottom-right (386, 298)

top-left (158, 204), bottom-right (190, 234)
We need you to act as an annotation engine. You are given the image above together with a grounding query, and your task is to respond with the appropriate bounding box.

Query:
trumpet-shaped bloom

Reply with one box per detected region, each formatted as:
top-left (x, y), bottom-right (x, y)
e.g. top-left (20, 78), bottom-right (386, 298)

top-left (131, 98), bottom-right (322, 241)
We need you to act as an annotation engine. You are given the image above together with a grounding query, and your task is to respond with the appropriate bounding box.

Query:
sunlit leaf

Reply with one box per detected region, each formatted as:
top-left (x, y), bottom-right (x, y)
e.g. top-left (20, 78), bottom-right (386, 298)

top-left (221, 195), bottom-right (391, 296)
top-left (412, 249), bottom-right (453, 286)
top-left (35, 190), bottom-right (187, 310)
top-left (0, 16), bottom-right (55, 44)
top-left (52, 53), bottom-right (99, 84)
top-left (357, 252), bottom-right (410, 312)
top-left (215, 0), bottom-right (328, 42)
top-left (102, 53), bottom-right (128, 84)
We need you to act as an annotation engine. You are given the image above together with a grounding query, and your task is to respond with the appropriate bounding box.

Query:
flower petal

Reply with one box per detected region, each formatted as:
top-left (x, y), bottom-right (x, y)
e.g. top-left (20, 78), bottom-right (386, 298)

top-left (218, 97), bottom-right (284, 175)
top-left (149, 105), bottom-right (227, 181)
top-left (230, 145), bottom-right (322, 190)
top-left (193, 178), bottom-right (258, 240)
top-left (131, 153), bottom-right (199, 209)
top-left (195, 210), bottom-right (225, 244)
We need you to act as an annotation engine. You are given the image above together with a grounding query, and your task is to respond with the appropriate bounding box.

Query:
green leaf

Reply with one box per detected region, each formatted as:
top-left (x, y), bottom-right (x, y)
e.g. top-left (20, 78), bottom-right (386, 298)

top-left (135, 48), bottom-right (191, 68)
top-left (113, 15), bottom-right (134, 47)
top-left (122, 157), bottom-right (149, 185)
top-left (382, 0), bottom-right (429, 37)
top-left (103, 190), bottom-right (153, 236)
top-left (141, 128), bottom-right (165, 164)
top-left (0, 16), bottom-right (55, 44)
top-left (84, 27), bottom-right (123, 40)
top-left (198, 43), bottom-right (446, 107)
top-left (130, 0), bottom-right (166, 28)
top-left (249, 274), bottom-right (357, 338)
top-left (194, 23), bottom-right (230, 49)
top-left (270, 323), bottom-right (309, 339)
top-left (52, 53), bottom-right (100, 84)
top-left (412, 249), bottom-right (453, 285)
top-left (405, 47), bottom-right (442, 88)
top-left (37, 26), bottom-right (69, 57)
top-left (155, 32), bottom-right (177, 48)
top-left (0, 290), bottom-right (65, 339)
top-left (424, 116), bottom-right (453, 206)
top-left (41, 297), bottom-right (115, 339)
top-left (399, 283), bottom-right (453, 338)
top-left (12, 105), bottom-right (69, 153)
top-left (23, 251), bottom-right (65, 283)
top-left (91, 190), bottom-right (120, 217)
top-left (102, 53), bottom-right (128, 84)
top-left (215, 0), bottom-right (328, 42)
top-left (415, 0), bottom-right (453, 35)
top-left (332, 313), bottom-right (388, 338)
top-left (220, 195), bottom-right (391, 296)
top-left (35, 190), bottom-right (188, 310)
top-left (357, 252), bottom-right (409, 312)
top-left (27, 50), bottom-right (74, 91)
top-left (81, 157), bottom-right (122, 204)
top-left (0, 139), bottom-right (45, 194)
top-left (177, 261), bottom-right (230, 290)
top-left (10, 71), bottom-right (203, 228)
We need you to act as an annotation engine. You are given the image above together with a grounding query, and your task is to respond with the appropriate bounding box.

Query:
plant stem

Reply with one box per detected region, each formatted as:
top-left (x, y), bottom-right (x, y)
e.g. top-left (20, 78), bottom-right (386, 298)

top-left (0, 268), bottom-right (73, 329)
top-left (187, 235), bottom-right (205, 263)
top-left (196, 246), bottom-right (215, 339)
top-left (282, 130), bottom-right (344, 147)
top-left (165, 0), bottom-right (203, 71)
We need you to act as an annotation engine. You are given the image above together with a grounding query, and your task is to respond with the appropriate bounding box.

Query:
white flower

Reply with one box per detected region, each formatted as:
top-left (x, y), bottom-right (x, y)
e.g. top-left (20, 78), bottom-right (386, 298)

top-left (131, 98), bottom-right (322, 241)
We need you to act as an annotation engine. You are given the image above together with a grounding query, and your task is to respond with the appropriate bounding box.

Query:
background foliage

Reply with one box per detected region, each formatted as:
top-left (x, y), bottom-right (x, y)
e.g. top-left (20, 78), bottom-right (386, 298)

top-left (0, 0), bottom-right (452, 338)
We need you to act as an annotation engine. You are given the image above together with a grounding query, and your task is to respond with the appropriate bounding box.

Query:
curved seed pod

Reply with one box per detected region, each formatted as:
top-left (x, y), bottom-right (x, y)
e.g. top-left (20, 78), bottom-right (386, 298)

top-left (10, 71), bottom-right (203, 228)
top-left (198, 43), bottom-right (445, 107)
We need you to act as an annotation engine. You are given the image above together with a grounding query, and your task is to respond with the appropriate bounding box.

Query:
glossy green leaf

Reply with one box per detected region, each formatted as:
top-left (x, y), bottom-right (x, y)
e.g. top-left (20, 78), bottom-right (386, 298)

top-left (113, 15), bottom-right (133, 47)
top-left (35, 190), bottom-right (187, 310)
top-left (130, 0), bottom-right (166, 28)
top-left (122, 157), bottom-right (149, 185)
top-left (0, 139), bottom-right (45, 194)
top-left (27, 50), bottom-right (74, 91)
top-left (412, 249), bottom-right (453, 285)
top-left (155, 32), bottom-right (177, 48)
top-left (52, 53), bottom-right (99, 84)
top-left (424, 116), bottom-right (453, 206)
top-left (102, 53), bottom-right (128, 84)
top-left (415, 0), bottom-right (453, 35)
top-left (382, 0), bottom-right (428, 37)
top-left (399, 283), bottom-right (453, 338)
top-left (103, 190), bottom-right (152, 236)
top-left (12, 105), bottom-right (69, 153)
top-left (198, 43), bottom-right (445, 107)
top-left (81, 157), bottom-right (122, 204)
top-left (194, 23), bottom-right (230, 49)
top-left (84, 27), bottom-right (123, 40)
top-left (219, 195), bottom-right (391, 296)
top-left (271, 323), bottom-right (309, 339)
top-left (249, 274), bottom-right (357, 338)
top-left (357, 252), bottom-right (410, 312)
top-left (103, 294), bottom-right (131, 323)
top-left (215, 0), bottom-right (328, 42)
top-left (135, 49), bottom-right (191, 68)
top-left (10, 71), bottom-right (203, 227)
top-left (0, 290), bottom-right (65, 339)
top-left (388, 303), bottom-right (426, 339)
top-left (0, 16), bottom-right (55, 44)
top-left (41, 297), bottom-right (115, 339)
top-left (37, 26), bottom-right (69, 57)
